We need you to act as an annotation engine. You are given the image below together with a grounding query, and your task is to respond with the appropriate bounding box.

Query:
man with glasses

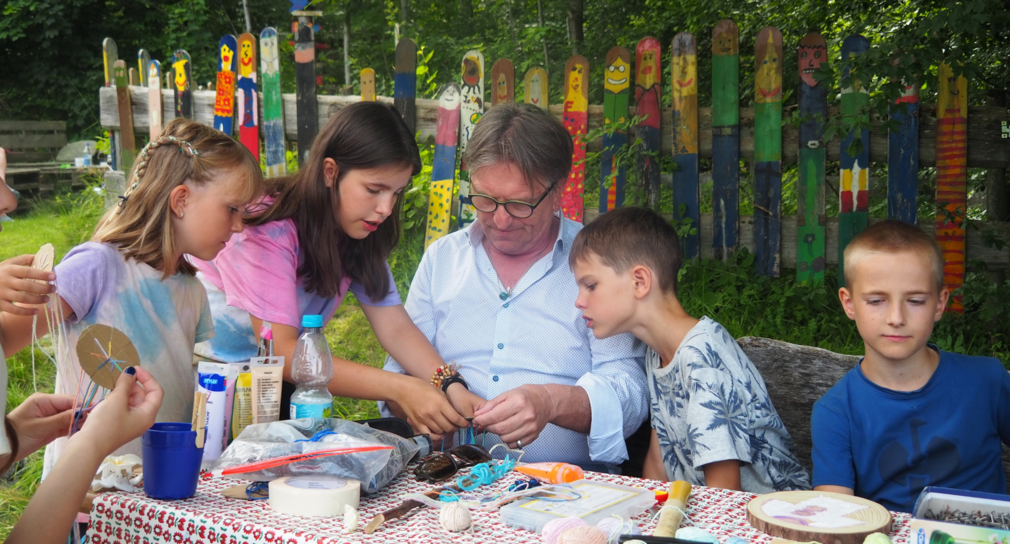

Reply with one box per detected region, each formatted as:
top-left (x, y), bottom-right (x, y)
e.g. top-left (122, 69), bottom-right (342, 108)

top-left (381, 103), bottom-right (647, 472)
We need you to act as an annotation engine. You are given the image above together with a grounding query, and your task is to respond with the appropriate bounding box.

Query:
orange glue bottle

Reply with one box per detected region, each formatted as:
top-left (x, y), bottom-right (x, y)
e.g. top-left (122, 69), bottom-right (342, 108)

top-left (513, 462), bottom-right (585, 484)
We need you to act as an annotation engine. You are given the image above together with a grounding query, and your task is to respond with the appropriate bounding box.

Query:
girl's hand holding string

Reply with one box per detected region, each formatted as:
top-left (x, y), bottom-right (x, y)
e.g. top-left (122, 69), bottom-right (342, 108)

top-left (0, 254), bottom-right (55, 315)
top-left (394, 375), bottom-right (471, 437)
top-left (74, 366), bottom-right (163, 456)
top-left (6, 393), bottom-right (76, 464)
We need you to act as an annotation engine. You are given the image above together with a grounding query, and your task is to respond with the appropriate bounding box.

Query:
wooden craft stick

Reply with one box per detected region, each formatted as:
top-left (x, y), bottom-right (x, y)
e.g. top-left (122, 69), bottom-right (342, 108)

top-left (653, 480), bottom-right (691, 537)
top-left (192, 391), bottom-right (208, 448)
top-left (364, 484), bottom-right (458, 533)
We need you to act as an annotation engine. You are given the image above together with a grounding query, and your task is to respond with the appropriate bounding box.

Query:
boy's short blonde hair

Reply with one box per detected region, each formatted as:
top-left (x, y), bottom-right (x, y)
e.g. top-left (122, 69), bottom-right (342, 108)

top-left (844, 220), bottom-right (945, 292)
top-left (569, 206), bottom-right (682, 295)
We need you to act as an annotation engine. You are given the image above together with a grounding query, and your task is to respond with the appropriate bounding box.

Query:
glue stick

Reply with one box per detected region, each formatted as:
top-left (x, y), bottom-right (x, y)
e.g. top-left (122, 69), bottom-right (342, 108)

top-left (513, 462), bottom-right (585, 484)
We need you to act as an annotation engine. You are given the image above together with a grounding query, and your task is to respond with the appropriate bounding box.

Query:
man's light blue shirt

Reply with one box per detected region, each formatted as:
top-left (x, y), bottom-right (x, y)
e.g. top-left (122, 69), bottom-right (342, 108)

top-left (382, 217), bottom-right (647, 468)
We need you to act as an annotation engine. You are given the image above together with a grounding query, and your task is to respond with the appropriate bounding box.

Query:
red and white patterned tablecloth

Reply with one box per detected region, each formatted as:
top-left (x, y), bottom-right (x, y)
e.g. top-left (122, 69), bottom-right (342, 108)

top-left (86, 471), bottom-right (912, 544)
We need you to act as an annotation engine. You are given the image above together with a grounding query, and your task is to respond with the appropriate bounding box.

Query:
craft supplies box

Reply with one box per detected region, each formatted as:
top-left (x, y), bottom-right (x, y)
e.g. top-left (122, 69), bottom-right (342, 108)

top-left (910, 487), bottom-right (1010, 544)
top-left (500, 479), bottom-right (654, 534)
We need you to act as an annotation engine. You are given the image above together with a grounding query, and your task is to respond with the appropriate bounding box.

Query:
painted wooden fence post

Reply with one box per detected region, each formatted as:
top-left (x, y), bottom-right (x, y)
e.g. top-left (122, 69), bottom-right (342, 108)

top-left (635, 37), bottom-right (662, 210)
top-left (173, 50), bottom-right (193, 119)
top-left (457, 50), bottom-right (484, 228)
top-left (838, 35), bottom-right (870, 287)
top-left (672, 33), bottom-right (700, 259)
top-left (753, 27), bottom-right (783, 277)
top-left (237, 33), bottom-right (259, 160)
top-left (712, 20), bottom-right (740, 261)
top-left (214, 35), bottom-right (238, 135)
top-left (113, 60), bottom-right (137, 172)
top-left (138, 49), bottom-right (151, 86)
top-left (148, 60), bottom-right (163, 140)
top-left (426, 84), bottom-right (462, 249)
top-left (294, 11), bottom-right (322, 165)
top-left (260, 27), bottom-right (286, 178)
top-left (936, 62), bottom-right (968, 312)
top-left (562, 55), bottom-right (589, 222)
top-left (888, 63), bottom-right (919, 224)
top-left (524, 67), bottom-right (549, 110)
top-left (600, 46), bottom-right (630, 213)
top-left (797, 32), bottom-right (828, 286)
top-left (361, 68), bottom-right (376, 101)
top-left (129, 68), bottom-right (139, 86)
top-left (395, 38), bottom-right (417, 134)
top-left (491, 59), bottom-right (515, 106)
top-left (103, 38), bottom-right (120, 170)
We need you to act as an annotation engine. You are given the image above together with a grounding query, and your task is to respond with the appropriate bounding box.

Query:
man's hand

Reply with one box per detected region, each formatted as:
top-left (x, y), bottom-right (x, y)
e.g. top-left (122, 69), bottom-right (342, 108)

top-left (0, 255), bottom-right (55, 315)
top-left (472, 384), bottom-right (553, 449)
top-left (445, 384), bottom-right (485, 418)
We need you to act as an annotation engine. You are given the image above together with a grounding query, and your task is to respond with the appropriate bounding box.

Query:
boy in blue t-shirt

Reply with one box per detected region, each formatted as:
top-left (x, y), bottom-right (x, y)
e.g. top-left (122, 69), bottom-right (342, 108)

top-left (570, 207), bottom-right (808, 492)
top-left (812, 220), bottom-right (1010, 512)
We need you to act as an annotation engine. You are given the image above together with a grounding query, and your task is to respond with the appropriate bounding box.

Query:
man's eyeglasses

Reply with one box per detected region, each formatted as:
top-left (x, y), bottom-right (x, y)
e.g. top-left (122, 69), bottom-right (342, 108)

top-left (467, 184), bottom-right (554, 219)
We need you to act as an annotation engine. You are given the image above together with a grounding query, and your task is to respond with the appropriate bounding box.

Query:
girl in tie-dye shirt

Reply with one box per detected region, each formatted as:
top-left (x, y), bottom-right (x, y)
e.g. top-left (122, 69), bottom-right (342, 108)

top-left (0, 118), bottom-right (262, 476)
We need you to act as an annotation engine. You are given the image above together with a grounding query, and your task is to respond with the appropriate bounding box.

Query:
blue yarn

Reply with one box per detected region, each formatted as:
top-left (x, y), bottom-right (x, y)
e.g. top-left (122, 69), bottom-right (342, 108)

top-left (246, 481), bottom-right (269, 500)
top-left (439, 489), bottom-right (461, 502)
top-left (456, 455), bottom-right (517, 491)
top-left (295, 429), bottom-right (337, 442)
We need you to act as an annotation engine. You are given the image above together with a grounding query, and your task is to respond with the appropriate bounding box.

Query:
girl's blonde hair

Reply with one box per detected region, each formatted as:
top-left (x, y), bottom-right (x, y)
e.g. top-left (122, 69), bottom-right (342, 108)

top-left (93, 118), bottom-right (263, 278)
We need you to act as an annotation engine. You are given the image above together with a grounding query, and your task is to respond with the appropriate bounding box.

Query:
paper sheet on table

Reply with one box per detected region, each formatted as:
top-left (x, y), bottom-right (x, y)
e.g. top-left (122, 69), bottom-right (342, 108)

top-left (761, 495), bottom-right (868, 528)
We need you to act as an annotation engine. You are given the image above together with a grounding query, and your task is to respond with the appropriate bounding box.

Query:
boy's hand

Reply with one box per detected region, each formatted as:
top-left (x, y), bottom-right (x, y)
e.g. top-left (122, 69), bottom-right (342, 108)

top-left (76, 367), bottom-right (162, 457)
top-left (7, 393), bottom-right (77, 460)
top-left (0, 255), bottom-right (56, 315)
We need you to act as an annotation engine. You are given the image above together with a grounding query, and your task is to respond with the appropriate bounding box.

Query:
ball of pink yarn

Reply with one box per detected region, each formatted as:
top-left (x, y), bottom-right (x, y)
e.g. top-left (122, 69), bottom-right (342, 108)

top-left (557, 526), bottom-right (608, 544)
top-left (542, 517), bottom-right (587, 544)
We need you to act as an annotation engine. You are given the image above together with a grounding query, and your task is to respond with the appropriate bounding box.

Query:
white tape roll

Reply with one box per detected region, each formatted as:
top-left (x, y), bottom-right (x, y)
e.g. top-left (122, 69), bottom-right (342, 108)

top-left (268, 477), bottom-right (361, 517)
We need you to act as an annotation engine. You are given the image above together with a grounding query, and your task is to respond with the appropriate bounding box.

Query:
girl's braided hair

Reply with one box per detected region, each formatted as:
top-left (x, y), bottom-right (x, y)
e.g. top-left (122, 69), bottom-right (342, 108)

top-left (93, 118), bottom-right (263, 277)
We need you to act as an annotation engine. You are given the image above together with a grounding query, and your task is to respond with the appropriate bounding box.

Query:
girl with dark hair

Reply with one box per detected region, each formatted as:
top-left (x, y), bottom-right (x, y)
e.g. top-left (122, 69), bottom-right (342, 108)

top-left (192, 102), bottom-right (470, 436)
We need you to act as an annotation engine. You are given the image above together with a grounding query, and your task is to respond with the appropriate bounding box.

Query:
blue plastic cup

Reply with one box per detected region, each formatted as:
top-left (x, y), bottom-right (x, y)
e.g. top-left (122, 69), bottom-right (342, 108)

top-left (142, 422), bottom-right (204, 500)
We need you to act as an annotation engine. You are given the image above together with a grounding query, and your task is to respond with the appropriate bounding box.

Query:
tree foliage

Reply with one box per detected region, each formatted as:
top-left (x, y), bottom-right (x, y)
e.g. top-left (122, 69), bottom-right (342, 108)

top-left (1, 0), bottom-right (1008, 141)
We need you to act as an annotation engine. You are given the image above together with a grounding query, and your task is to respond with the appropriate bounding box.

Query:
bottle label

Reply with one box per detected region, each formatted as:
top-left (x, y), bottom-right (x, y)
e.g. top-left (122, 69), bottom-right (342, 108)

top-left (290, 401), bottom-right (332, 419)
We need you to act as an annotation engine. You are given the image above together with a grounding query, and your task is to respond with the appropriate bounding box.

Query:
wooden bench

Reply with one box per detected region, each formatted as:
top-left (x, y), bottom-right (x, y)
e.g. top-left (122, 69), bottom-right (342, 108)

top-left (739, 336), bottom-right (1010, 488)
top-left (1, 121), bottom-right (96, 200)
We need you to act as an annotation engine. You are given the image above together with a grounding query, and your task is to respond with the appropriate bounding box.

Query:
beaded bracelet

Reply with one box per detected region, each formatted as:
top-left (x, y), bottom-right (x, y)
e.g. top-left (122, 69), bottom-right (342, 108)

top-left (430, 362), bottom-right (460, 390)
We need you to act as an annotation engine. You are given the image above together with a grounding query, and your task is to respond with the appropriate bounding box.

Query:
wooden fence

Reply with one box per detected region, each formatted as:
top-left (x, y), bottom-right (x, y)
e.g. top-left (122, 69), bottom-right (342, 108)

top-left (96, 21), bottom-right (1010, 295)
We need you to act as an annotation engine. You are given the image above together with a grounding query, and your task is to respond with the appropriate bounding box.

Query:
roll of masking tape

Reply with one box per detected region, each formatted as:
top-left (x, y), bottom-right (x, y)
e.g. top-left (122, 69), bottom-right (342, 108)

top-left (268, 477), bottom-right (361, 517)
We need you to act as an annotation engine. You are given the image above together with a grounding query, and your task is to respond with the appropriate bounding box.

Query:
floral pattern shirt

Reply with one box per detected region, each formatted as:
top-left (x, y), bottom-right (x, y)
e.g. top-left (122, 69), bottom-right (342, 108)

top-left (647, 317), bottom-right (810, 492)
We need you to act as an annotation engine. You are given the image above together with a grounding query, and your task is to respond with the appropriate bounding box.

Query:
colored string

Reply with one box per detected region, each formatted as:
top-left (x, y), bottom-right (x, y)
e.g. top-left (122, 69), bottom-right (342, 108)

top-left (456, 453), bottom-right (517, 491)
top-left (294, 429), bottom-right (337, 442)
top-left (246, 481), bottom-right (269, 500)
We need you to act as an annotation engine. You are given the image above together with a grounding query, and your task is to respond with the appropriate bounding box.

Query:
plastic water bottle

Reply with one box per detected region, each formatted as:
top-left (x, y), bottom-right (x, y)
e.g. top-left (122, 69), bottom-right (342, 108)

top-left (82, 142), bottom-right (92, 166)
top-left (289, 314), bottom-right (334, 419)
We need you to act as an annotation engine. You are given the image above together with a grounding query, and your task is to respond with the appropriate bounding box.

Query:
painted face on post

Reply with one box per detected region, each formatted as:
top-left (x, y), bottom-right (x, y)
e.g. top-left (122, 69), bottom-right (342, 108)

top-left (361, 70), bottom-right (374, 88)
top-left (496, 72), bottom-right (508, 101)
top-left (714, 30), bottom-right (738, 55)
top-left (441, 84), bottom-right (460, 109)
top-left (463, 57), bottom-right (480, 88)
top-left (173, 59), bottom-right (188, 91)
top-left (798, 36), bottom-right (825, 88)
top-left (674, 54), bottom-right (697, 93)
top-left (528, 73), bottom-right (543, 105)
top-left (605, 57), bottom-right (629, 94)
top-left (148, 62), bottom-right (159, 84)
top-left (637, 50), bottom-right (657, 88)
top-left (261, 36), bottom-right (278, 76)
top-left (568, 63), bottom-right (584, 95)
top-left (239, 40), bottom-right (254, 77)
top-left (220, 43), bottom-right (234, 68)
top-left (756, 33), bottom-right (781, 103)
top-left (114, 65), bottom-right (126, 82)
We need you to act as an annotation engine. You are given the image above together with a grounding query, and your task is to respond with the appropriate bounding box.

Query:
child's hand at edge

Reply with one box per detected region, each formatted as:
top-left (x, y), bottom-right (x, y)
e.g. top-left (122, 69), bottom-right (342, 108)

top-left (6, 393), bottom-right (77, 463)
top-left (74, 366), bottom-right (163, 457)
top-left (0, 255), bottom-right (56, 315)
top-left (0, 148), bottom-right (16, 225)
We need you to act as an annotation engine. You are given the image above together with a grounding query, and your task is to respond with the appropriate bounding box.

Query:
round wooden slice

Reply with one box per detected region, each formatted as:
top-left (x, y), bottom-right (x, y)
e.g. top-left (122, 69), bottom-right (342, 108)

top-left (30, 243), bottom-right (55, 282)
top-left (75, 324), bottom-right (140, 390)
top-left (747, 490), bottom-right (892, 544)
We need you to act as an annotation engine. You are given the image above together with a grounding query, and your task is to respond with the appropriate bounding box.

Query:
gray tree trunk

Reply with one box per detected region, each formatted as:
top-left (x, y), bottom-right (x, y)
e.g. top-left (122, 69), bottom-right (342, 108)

top-left (986, 92), bottom-right (1008, 285)
top-left (242, 0), bottom-right (251, 33)
top-left (567, 0), bottom-right (583, 55)
top-left (401, 0), bottom-right (409, 22)
top-left (343, 8), bottom-right (352, 95)
top-left (538, 0), bottom-right (549, 76)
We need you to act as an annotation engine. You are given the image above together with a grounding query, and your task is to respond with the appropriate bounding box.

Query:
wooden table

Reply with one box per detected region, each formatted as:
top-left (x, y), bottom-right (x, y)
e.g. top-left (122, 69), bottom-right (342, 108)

top-left (85, 471), bottom-right (912, 544)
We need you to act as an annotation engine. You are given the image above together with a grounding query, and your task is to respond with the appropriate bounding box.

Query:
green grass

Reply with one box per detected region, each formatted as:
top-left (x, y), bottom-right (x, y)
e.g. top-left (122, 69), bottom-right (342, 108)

top-left (1, 186), bottom-right (1007, 538)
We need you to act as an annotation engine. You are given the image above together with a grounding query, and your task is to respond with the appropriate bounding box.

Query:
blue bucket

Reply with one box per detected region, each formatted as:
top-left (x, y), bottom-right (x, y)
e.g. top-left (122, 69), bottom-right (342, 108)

top-left (142, 422), bottom-right (204, 500)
